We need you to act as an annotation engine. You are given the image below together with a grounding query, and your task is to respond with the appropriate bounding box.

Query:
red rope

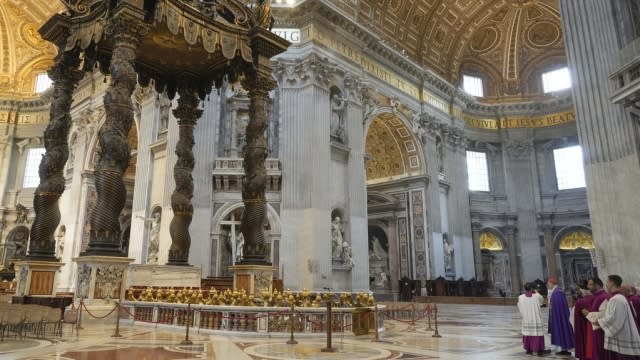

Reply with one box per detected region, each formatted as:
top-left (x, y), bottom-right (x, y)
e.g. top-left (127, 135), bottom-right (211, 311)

top-left (81, 302), bottom-right (118, 320)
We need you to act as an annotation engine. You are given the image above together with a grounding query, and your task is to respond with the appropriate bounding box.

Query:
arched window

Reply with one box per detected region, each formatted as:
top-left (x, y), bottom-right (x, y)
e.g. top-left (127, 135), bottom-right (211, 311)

top-left (34, 73), bottom-right (53, 93)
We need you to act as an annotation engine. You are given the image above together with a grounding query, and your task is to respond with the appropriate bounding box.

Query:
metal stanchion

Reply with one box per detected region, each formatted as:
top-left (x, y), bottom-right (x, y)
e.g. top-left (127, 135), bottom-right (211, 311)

top-left (286, 303), bottom-right (298, 345)
top-left (112, 301), bottom-right (122, 338)
top-left (372, 304), bottom-right (381, 342)
top-left (181, 303), bottom-right (193, 345)
top-left (77, 298), bottom-right (84, 331)
top-left (321, 301), bottom-right (335, 352)
top-left (426, 304), bottom-right (433, 331)
top-left (432, 304), bottom-right (442, 338)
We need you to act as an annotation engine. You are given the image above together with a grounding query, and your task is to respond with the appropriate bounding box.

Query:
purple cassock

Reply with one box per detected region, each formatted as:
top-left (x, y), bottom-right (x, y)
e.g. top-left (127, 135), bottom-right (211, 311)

top-left (575, 294), bottom-right (594, 360)
top-left (549, 287), bottom-right (575, 350)
top-left (591, 289), bottom-right (612, 360)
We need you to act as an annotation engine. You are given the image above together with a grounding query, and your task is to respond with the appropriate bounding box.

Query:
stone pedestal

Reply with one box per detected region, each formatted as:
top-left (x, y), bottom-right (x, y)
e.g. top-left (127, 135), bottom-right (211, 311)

top-left (127, 264), bottom-right (201, 288)
top-left (13, 260), bottom-right (64, 296)
top-left (230, 264), bottom-right (275, 295)
top-left (73, 256), bottom-right (133, 305)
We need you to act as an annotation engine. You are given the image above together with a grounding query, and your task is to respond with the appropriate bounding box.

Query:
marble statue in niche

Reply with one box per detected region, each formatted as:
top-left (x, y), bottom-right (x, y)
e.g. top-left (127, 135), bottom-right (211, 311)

top-left (56, 225), bottom-right (65, 259)
top-left (158, 92), bottom-right (172, 134)
top-left (341, 241), bottom-right (354, 268)
top-left (147, 209), bottom-right (161, 264)
top-left (331, 216), bottom-right (345, 259)
top-left (15, 204), bottom-right (29, 224)
top-left (435, 135), bottom-right (444, 173)
top-left (443, 233), bottom-right (455, 275)
top-left (368, 227), bottom-right (391, 291)
top-left (330, 87), bottom-right (347, 144)
top-left (235, 231), bottom-right (245, 262)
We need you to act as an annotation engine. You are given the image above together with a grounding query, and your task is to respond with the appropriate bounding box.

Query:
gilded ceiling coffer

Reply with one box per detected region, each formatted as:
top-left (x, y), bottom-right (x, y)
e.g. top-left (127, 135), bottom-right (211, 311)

top-left (34, 0), bottom-right (289, 262)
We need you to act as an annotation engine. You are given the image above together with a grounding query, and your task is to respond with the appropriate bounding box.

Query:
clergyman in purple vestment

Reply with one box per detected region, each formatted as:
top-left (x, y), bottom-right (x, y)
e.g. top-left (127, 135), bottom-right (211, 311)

top-left (548, 277), bottom-right (575, 355)
top-left (584, 277), bottom-right (613, 360)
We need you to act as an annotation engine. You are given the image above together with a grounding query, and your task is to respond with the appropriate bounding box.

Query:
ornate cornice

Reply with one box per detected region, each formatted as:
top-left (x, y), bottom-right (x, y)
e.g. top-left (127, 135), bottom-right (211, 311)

top-left (272, 54), bottom-right (338, 89)
top-left (504, 139), bottom-right (534, 159)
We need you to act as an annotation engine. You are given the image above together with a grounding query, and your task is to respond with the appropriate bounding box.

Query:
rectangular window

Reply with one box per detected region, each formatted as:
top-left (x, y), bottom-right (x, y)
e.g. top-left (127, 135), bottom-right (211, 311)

top-left (35, 73), bottom-right (53, 93)
top-left (463, 75), bottom-right (484, 97)
top-left (23, 148), bottom-right (46, 188)
top-left (466, 151), bottom-right (490, 192)
top-left (542, 67), bottom-right (571, 93)
top-left (553, 145), bottom-right (586, 190)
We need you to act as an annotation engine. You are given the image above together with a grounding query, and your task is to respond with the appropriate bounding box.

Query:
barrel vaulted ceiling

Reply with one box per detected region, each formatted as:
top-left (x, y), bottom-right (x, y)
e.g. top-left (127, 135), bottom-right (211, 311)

top-left (324, 0), bottom-right (566, 98)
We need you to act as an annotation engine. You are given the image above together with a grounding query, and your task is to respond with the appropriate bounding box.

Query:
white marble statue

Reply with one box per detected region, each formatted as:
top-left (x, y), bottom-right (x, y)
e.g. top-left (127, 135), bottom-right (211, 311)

top-left (331, 216), bottom-right (344, 259)
top-left (341, 241), bottom-right (354, 268)
top-left (235, 231), bottom-right (245, 262)
top-left (376, 271), bottom-right (389, 289)
top-left (370, 235), bottom-right (388, 260)
top-left (443, 234), bottom-right (454, 273)
top-left (55, 225), bottom-right (65, 259)
top-left (147, 211), bottom-right (161, 264)
top-left (330, 94), bottom-right (346, 143)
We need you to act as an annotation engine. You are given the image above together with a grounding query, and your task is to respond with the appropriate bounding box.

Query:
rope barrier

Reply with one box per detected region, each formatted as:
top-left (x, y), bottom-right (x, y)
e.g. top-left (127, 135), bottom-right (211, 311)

top-left (81, 302), bottom-right (118, 320)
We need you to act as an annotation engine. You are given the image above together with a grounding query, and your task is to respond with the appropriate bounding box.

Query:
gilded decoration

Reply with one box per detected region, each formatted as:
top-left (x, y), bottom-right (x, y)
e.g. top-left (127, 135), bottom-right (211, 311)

top-left (480, 232), bottom-right (504, 251)
top-left (0, 1), bottom-right (63, 98)
top-left (559, 231), bottom-right (594, 251)
top-left (325, 0), bottom-right (565, 98)
top-left (365, 113), bottom-right (423, 182)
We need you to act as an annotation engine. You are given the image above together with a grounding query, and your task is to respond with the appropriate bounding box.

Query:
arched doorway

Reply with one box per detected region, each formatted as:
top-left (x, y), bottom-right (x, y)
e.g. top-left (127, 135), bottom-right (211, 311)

top-left (365, 110), bottom-right (428, 296)
top-left (211, 202), bottom-right (281, 277)
top-left (555, 227), bottom-right (595, 288)
top-left (479, 230), bottom-right (511, 295)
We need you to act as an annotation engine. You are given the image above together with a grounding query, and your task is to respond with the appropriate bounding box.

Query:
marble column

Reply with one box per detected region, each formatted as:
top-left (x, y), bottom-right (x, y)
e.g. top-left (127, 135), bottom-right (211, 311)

top-left (560, 0), bottom-right (640, 280)
top-left (29, 44), bottom-right (83, 260)
top-left (167, 89), bottom-right (202, 266)
top-left (85, 15), bottom-right (148, 256)
top-left (504, 225), bottom-right (521, 293)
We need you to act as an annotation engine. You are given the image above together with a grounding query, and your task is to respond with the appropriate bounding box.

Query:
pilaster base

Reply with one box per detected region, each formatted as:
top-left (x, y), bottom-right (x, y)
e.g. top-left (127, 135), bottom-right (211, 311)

top-left (230, 264), bottom-right (275, 295)
top-left (14, 260), bottom-right (64, 297)
top-left (73, 256), bottom-right (133, 305)
top-left (127, 264), bottom-right (201, 288)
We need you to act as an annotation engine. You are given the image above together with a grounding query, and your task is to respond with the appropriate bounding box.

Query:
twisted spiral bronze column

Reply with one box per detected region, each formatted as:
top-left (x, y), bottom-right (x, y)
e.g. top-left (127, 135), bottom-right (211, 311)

top-left (84, 17), bottom-right (148, 257)
top-left (238, 76), bottom-right (276, 265)
top-left (167, 89), bottom-right (202, 266)
top-left (28, 47), bottom-right (83, 260)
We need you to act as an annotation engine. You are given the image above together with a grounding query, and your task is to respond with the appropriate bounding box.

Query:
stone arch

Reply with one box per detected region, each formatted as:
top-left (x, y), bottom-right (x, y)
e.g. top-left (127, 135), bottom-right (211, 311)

top-left (552, 225), bottom-right (594, 288)
top-left (211, 201), bottom-right (281, 277)
top-left (364, 110), bottom-right (426, 183)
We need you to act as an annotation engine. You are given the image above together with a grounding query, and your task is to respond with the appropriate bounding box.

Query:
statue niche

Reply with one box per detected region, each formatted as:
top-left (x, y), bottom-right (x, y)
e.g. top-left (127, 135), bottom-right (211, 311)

top-left (368, 226), bottom-right (390, 291)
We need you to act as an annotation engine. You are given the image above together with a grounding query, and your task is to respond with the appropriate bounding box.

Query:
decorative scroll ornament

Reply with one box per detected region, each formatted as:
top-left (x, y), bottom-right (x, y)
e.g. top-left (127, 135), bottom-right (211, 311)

top-left (559, 231), bottom-right (594, 251)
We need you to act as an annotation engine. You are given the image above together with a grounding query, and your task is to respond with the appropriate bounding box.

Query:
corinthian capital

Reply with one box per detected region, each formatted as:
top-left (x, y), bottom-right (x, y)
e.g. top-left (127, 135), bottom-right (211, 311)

top-left (273, 55), bottom-right (337, 89)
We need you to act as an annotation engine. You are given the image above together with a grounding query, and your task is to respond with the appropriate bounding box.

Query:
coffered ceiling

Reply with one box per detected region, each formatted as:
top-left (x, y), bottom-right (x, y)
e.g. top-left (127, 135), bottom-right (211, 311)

top-left (325, 0), bottom-right (566, 98)
top-left (0, 0), bottom-right (62, 98)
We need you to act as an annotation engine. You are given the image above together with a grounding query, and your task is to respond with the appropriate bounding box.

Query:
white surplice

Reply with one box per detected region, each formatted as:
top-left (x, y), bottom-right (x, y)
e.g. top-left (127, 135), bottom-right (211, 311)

top-left (598, 293), bottom-right (640, 355)
top-left (518, 292), bottom-right (545, 336)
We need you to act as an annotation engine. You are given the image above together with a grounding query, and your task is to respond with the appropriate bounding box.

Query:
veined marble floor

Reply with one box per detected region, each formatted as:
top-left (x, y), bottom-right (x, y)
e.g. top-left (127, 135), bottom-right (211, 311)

top-left (0, 304), bottom-right (577, 360)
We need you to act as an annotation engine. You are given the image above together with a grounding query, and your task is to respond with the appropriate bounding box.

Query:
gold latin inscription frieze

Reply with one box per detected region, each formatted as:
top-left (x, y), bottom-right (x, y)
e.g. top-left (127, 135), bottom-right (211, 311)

top-left (463, 111), bottom-right (576, 130)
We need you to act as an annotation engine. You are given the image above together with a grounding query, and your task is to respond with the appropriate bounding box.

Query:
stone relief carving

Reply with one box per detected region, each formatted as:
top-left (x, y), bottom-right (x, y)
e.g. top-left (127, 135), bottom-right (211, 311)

top-left (504, 139), bottom-right (534, 159)
top-left (76, 263), bottom-right (91, 299)
top-left (17, 266), bottom-right (27, 296)
top-left (273, 55), bottom-right (337, 89)
top-left (255, 272), bottom-right (271, 292)
top-left (95, 264), bottom-right (124, 301)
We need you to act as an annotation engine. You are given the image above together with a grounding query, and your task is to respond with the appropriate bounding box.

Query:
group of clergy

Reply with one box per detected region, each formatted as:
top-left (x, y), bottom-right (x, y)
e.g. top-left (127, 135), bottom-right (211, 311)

top-left (518, 275), bottom-right (640, 358)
